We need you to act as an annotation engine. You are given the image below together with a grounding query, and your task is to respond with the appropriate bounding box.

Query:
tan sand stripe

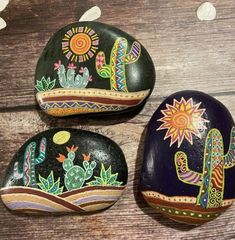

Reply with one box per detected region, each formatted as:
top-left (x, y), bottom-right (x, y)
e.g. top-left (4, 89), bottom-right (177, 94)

top-left (82, 202), bottom-right (114, 212)
top-left (64, 189), bottom-right (124, 202)
top-left (37, 88), bottom-right (150, 100)
top-left (2, 194), bottom-right (74, 212)
top-left (0, 187), bottom-right (84, 212)
top-left (59, 185), bottom-right (125, 197)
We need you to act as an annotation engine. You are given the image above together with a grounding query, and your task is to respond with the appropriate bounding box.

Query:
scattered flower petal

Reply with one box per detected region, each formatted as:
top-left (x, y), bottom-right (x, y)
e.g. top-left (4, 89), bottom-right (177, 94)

top-left (0, 17), bottom-right (6, 30)
top-left (197, 2), bottom-right (216, 21)
top-left (79, 6), bottom-right (101, 22)
top-left (0, 0), bottom-right (9, 12)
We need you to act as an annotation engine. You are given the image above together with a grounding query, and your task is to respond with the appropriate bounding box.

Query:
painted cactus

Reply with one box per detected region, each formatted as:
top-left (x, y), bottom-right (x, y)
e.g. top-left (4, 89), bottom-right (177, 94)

top-left (11, 138), bottom-right (47, 188)
top-left (57, 146), bottom-right (97, 191)
top-left (95, 37), bottom-right (141, 92)
top-left (54, 61), bottom-right (91, 88)
top-left (174, 126), bottom-right (235, 208)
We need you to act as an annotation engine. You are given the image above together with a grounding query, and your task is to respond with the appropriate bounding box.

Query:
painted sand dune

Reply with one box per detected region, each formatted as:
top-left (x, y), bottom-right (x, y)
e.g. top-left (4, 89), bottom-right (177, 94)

top-left (0, 185), bottom-right (125, 214)
top-left (36, 88), bottom-right (150, 116)
top-left (142, 191), bottom-right (234, 225)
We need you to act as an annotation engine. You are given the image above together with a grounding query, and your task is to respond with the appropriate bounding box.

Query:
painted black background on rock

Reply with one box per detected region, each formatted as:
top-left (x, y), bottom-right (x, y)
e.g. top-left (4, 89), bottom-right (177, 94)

top-left (2, 128), bottom-right (128, 191)
top-left (35, 21), bottom-right (155, 92)
top-left (140, 90), bottom-right (235, 199)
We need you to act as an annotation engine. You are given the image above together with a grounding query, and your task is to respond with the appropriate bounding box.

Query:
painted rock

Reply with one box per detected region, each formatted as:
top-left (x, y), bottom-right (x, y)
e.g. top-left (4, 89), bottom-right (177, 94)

top-left (35, 21), bottom-right (155, 117)
top-left (140, 90), bottom-right (235, 225)
top-left (0, 128), bottom-right (128, 214)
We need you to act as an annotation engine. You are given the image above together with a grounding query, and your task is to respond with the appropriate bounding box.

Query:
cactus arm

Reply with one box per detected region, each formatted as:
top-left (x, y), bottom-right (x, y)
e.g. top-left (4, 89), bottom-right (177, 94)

top-left (35, 138), bottom-right (47, 165)
top-left (4, 162), bottom-right (23, 186)
top-left (66, 68), bottom-right (75, 87)
top-left (74, 74), bottom-right (83, 88)
top-left (82, 67), bottom-right (90, 87)
top-left (74, 67), bottom-right (90, 88)
top-left (84, 160), bottom-right (97, 180)
top-left (174, 151), bottom-right (202, 186)
top-left (224, 126), bottom-right (235, 169)
top-left (125, 41), bottom-right (141, 64)
top-left (57, 65), bottom-right (68, 88)
top-left (197, 129), bottom-right (224, 208)
top-left (63, 159), bottom-right (73, 172)
top-left (23, 138), bottom-right (47, 188)
top-left (13, 161), bottom-right (23, 180)
top-left (23, 141), bottom-right (36, 187)
top-left (110, 38), bottom-right (128, 92)
top-left (95, 51), bottom-right (111, 78)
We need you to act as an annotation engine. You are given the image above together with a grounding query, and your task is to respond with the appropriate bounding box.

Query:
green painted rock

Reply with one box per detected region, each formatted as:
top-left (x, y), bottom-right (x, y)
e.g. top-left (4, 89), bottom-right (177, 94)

top-left (0, 128), bottom-right (128, 214)
top-left (35, 21), bottom-right (155, 117)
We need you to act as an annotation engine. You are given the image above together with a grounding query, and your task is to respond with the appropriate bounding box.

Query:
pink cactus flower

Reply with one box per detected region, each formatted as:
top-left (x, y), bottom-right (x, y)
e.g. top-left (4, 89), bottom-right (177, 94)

top-left (79, 67), bottom-right (84, 74)
top-left (54, 60), bottom-right (62, 70)
top-left (68, 62), bottom-right (77, 70)
top-left (88, 75), bottom-right (93, 82)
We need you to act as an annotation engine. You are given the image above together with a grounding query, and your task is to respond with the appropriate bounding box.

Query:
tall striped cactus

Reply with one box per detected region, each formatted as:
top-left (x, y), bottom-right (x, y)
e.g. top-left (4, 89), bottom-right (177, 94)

top-left (95, 37), bottom-right (141, 92)
top-left (12, 138), bottom-right (47, 188)
top-left (174, 127), bottom-right (235, 208)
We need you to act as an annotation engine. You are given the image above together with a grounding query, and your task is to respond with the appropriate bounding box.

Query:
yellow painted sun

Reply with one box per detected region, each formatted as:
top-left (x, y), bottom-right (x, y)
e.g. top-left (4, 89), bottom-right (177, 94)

top-left (53, 131), bottom-right (71, 145)
top-left (62, 26), bottom-right (99, 62)
top-left (157, 97), bottom-right (209, 147)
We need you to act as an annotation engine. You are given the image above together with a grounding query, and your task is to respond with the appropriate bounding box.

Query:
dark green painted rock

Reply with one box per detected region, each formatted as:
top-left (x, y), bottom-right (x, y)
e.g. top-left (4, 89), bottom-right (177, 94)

top-left (35, 21), bottom-right (155, 117)
top-left (0, 128), bottom-right (128, 214)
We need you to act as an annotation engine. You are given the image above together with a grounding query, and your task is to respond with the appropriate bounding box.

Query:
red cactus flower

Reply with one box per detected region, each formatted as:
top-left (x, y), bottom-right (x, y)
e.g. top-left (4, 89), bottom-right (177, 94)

top-left (66, 145), bottom-right (79, 152)
top-left (56, 153), bottom-right (66, 163)
top-left (82, 153), bottom-right (91, 161)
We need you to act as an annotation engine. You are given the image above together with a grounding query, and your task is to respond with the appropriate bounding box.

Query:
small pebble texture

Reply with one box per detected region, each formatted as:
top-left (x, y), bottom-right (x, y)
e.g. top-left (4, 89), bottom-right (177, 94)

top-left (0, 0), bottom-right (235, 239)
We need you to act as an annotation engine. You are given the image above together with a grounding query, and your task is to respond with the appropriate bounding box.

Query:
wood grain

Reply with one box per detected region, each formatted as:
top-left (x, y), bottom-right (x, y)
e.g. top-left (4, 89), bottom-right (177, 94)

top-left (0, 0), bottom-right (235, 239)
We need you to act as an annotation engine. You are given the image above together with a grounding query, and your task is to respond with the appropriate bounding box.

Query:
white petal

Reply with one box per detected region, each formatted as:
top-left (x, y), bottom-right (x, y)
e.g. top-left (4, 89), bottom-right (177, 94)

top-left (79, 6), bottom-right (101, 22)
top-left (0, 17), bottom-right (7, 30)
top-left (197, 2), bottom-right (216, 21)
top-left (0, 0), bottom-right (9, 12)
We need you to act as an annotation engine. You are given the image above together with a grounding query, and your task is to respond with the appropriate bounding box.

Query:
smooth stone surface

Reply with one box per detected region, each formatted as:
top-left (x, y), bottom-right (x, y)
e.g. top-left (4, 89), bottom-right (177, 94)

top-left (0, 128), bottom-right (128, 214)
top-left (35, 21), bottom-right (155, 117)
top-left (140, 90), bottom-right (235, 225)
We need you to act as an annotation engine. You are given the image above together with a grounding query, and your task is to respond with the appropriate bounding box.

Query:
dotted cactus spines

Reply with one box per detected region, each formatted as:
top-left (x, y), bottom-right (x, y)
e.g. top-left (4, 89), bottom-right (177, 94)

top-left (57, 146), bottom-right (97, 191)
top-left (95, 37), bottom-right (141, 92)
top-left (54, 61), bottom-right (91, 88)
top-left (22, 138), bottom-right (47, 188)
top-left (174, 126), bottom-right (235, 209)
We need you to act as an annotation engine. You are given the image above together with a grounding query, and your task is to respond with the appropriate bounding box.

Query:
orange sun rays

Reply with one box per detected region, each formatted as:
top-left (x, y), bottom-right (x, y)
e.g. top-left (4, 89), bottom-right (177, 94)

top-left (62, 26), bottom-right (99, 63)
top-left (157, 97), bottom-right (209, 147)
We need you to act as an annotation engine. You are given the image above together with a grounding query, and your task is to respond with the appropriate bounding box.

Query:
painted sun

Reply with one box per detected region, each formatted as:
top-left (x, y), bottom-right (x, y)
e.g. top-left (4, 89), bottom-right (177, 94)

top-left (62, 26), bottom-right (99, 63)
top-left (156, 97), bottom-right (209, 147)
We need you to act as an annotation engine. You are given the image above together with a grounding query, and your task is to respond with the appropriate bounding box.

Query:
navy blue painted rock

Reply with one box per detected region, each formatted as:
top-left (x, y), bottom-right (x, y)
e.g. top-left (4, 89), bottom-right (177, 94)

top-left (0, 128), bottom-right (128, 214)
top-left (140, 90), bottom-right (235, 225)
top-left (35, 21), bottom-right (155, 117)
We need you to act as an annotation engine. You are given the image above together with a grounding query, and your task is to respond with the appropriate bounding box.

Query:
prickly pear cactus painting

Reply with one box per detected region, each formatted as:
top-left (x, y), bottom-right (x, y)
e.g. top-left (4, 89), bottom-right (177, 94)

top-left (0, 129), bottom-right (128, 214)
top-left (140, 91), bottom-right (235, 225)
top-left (35, 22), bottom-right (155, 117)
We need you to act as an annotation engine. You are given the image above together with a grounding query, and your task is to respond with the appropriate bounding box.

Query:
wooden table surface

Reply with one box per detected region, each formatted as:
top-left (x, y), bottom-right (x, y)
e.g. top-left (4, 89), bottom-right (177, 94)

top-left (0, 0), bottom-right (235, 239)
